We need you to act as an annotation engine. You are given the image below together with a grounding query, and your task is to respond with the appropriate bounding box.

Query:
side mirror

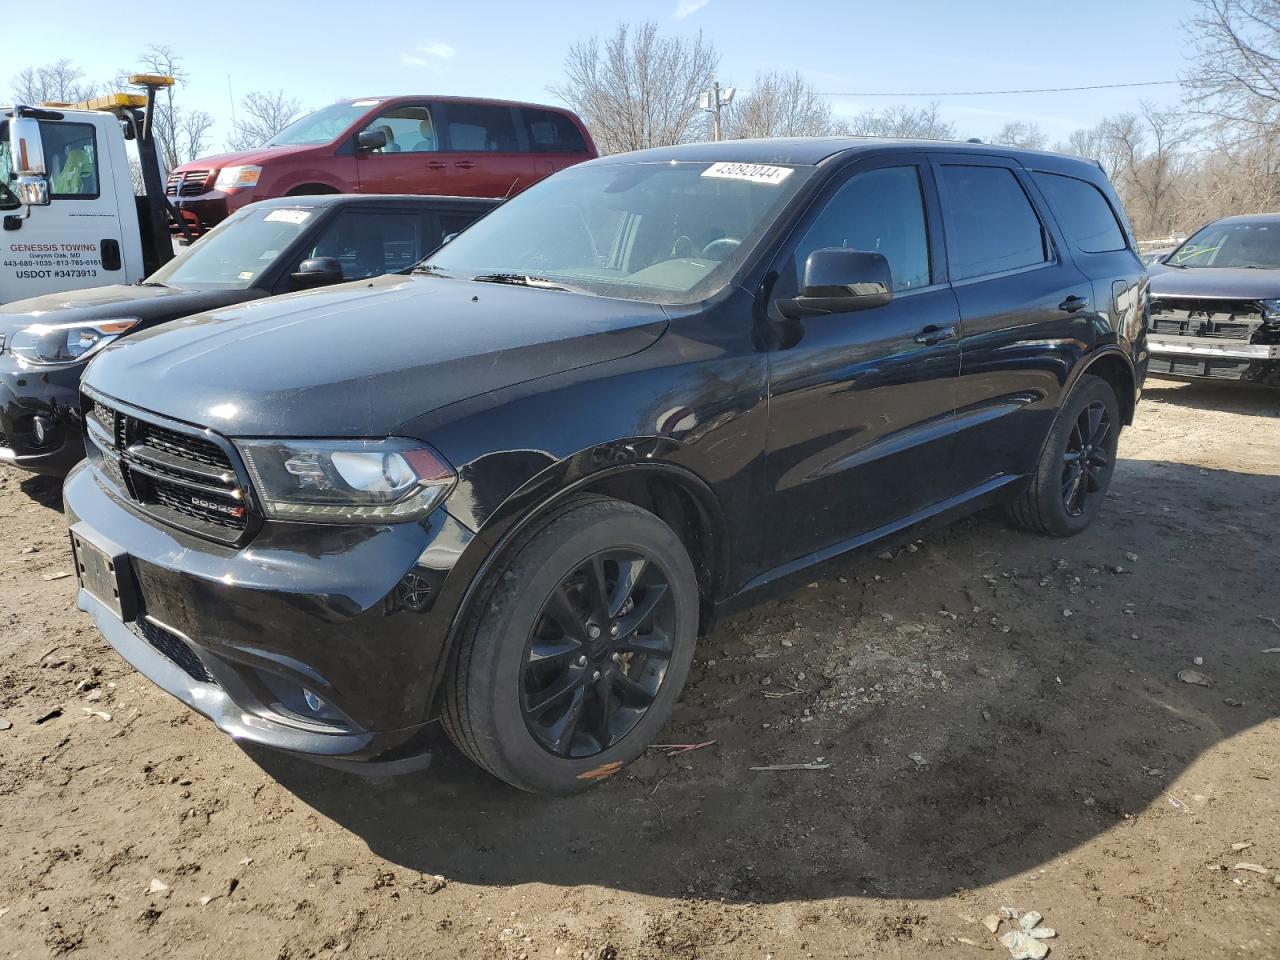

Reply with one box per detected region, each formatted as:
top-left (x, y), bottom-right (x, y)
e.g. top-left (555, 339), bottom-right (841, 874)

top-left (10, 116), bottom-right (47, 175)
top-left (290, 257), bottom-right (345, 290)
top-left (778, 248), bottom-right (893, 319)
top-left (356, 129), bottom-right (387, 151)
top-left (16, 175), bottom-right (50, 206)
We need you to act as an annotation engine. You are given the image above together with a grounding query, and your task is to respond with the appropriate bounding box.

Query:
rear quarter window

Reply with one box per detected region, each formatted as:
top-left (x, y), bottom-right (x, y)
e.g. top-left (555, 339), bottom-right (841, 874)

top-left (1033, 172), bottom-right (1127, 254)
top-left (522, 108), bottom-right (588, 154)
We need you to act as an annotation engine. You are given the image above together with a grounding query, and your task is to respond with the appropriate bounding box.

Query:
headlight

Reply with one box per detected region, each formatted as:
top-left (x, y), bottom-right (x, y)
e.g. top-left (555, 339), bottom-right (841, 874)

top-left (214, 165), bottom-right (262, 190)
top-left (1259, 298), bottom-right (1280, 320)
top-left (236, 437), bottom-right (456, 523)
top-left (8, 318), bottom-right (139, 365)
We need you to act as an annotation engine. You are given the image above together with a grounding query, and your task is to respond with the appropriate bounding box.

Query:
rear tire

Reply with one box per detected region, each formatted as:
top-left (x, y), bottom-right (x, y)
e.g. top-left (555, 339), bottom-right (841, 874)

top-left (1008, 375), bottom-right (1121, 537)
top-left (443, 496), bottom-right (698, 794)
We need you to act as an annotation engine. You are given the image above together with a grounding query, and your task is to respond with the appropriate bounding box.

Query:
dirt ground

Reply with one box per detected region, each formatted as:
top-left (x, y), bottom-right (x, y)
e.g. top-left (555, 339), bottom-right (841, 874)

top-left (1, 377), bottom-right (1278, 960)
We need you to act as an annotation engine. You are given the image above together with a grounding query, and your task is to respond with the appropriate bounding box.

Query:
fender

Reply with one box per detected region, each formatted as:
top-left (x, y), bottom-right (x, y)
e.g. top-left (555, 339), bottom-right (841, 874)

top-left (425, 443), bottom-right (730, 712)
top-left (1027, 344), bottom-right (1139, 469)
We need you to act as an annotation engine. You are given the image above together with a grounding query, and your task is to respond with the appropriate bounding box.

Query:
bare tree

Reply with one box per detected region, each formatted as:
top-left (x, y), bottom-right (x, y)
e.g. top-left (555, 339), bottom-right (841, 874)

top-left (114, 45), bottom-right (214, 167)
top-left (227, 89), bottom-right (304, 151)
top-left (11, 59), bottom-right (98, 105)
top-left (1185, 0), bottom-right (1280, 140)
top-left (722, 71), bottom-right (837, 139)
top-left (842, 101), bottom-right (955, 140)
top-left (549, 22), bottom-right (718, 154)
top-left (991, 120), bottom-right (1047, 150)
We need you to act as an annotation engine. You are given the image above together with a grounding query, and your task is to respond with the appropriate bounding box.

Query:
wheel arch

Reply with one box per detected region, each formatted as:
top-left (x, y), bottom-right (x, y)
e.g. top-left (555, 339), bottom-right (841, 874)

top-left (1073, 347), bottom-right (1137, 425)
top-left (427, 454), bottom-right (730, 715)
top-left (285, 182), bottom-right (340, 196)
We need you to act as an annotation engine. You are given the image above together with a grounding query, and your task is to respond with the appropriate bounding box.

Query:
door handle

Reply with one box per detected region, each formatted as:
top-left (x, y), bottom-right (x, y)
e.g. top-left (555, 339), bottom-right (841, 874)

top-left (454, 160), bottom-right (476, 169)
top-left (424, 160), bottom-right (447, 169)
top-left (1059, 294), bottom-right (1091, 313)
top-left (914, 324), bottom-right (957, 345)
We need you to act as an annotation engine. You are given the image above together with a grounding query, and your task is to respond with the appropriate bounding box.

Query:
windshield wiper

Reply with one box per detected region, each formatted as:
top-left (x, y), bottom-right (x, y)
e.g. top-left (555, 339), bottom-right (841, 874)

top-left (470, 273), bottom-right (576, 292)
top-left (411, 263), bottom-right (454, 277)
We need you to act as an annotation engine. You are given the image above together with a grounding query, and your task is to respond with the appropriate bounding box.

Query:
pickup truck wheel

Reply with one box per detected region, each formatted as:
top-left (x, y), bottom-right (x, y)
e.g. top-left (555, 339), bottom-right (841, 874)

top-left (1008, 375), bottom-right (1120, 537)
top-left (443, 496), bottom-right (698, 794)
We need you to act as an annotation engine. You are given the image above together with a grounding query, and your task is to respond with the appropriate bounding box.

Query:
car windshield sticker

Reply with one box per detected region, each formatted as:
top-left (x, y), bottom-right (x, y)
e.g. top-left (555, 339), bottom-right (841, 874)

top-left (701, 162), bottom-right (793, 185)
top-left (264, 209), bottom-right (311, 225)
top-left (238, 271), bottom-right (255, 280)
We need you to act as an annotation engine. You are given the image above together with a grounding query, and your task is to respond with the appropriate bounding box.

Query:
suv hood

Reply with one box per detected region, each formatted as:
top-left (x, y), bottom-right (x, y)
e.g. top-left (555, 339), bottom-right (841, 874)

top-left (0, 284), bottom-right (257, 337)
top-left (84, 274), bottom-right (669, 437)
top-left (172, 143), bottom-right (314, 172)
top-left (1148, 265), bottom-right (1280, 300)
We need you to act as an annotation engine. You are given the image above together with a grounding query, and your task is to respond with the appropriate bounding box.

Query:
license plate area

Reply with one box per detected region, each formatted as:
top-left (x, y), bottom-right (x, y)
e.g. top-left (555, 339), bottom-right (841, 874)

top-left (70, 523), bottom-right (140, 622)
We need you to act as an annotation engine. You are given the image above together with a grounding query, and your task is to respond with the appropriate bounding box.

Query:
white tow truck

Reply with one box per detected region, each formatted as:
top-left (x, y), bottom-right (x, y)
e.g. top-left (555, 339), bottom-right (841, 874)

top-left (1, 76), bottom-right (188, 304)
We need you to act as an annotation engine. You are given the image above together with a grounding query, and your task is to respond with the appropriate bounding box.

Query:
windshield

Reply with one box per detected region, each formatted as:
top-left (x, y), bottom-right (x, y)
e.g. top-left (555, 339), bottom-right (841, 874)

top-left (426, 160), bottom-right (813, 304)
top-left (262, 101), bottom-right (378, 147)
top-left (0, 122), bottom-right (19, 210)
top-left (1169, 220), bottom-right (1280, 269)
top-left (147, 206), bottom-right (316, 288)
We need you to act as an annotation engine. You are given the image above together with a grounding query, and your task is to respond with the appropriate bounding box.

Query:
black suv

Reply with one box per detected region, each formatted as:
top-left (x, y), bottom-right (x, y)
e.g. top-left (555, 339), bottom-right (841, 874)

top-left (62, 139), bottom-right (1148, 793)
top-left (0, 193), bottom-right (496, 475)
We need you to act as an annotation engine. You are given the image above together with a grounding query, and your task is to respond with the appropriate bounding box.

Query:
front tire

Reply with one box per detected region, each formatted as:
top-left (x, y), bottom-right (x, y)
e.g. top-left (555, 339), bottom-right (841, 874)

top-left (1008, 375), bottom-right (1121, 537)
top-left (443, 496), bottom-right (698, 793)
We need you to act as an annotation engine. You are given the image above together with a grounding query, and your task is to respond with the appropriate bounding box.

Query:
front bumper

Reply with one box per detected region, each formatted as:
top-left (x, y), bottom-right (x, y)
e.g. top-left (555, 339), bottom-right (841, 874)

top-left (170, 188), bottom-right (252, 233)
top-left (63, 461), bottom-right (477, 768)
top-left (1148, 335), bottom-right (1280, 385)
top-left (0, 357), bottom-right (86, 475)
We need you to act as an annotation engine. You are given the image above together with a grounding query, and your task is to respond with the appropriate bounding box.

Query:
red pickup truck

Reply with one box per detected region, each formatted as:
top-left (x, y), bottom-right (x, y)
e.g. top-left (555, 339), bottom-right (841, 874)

top-left (167, 96), bottom-right (597, 232)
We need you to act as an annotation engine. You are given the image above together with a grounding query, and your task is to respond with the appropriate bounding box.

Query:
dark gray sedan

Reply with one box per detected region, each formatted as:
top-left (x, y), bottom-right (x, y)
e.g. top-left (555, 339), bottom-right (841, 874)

top-left (0, 193), bottom-right (496, 474)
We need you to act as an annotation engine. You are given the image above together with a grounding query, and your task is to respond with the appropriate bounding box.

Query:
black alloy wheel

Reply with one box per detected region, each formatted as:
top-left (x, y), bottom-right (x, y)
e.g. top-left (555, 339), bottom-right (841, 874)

top-left (1061, 399), bottom-right (1112, 517)
top-left (521, 550), bottom-right (676, 758)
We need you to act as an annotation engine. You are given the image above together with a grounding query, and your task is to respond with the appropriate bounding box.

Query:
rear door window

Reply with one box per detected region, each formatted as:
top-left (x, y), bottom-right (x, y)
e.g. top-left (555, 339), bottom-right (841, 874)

top-left (521, 109), bottom-right (588, 154)
top-left (1032, 172), bottom-right (1127, 253)
top-left (358, 105), bottom-right (440, 154)
top-left (444, 103), bottom-right (520, 152)
top-left (937, 165), bottom-right (1048, 280)
top-left (302, 209), bottom-right (425, 279)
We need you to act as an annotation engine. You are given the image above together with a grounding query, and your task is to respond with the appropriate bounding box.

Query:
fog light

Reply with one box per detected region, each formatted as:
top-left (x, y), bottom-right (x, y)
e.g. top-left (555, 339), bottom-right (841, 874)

top-left (31, 415), bottom-right (51, 447)
top-left (302, 688), bottom-right (325, 713)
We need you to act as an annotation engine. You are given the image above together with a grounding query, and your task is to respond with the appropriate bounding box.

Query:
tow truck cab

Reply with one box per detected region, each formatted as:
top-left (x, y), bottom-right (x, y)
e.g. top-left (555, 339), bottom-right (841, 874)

top-left (2, 78), bottom-right (178, 305)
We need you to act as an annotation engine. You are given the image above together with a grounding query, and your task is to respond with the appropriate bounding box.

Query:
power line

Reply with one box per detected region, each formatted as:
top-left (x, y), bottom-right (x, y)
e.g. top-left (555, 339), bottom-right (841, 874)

top-left (815, 79), bottom-right (1181, 98)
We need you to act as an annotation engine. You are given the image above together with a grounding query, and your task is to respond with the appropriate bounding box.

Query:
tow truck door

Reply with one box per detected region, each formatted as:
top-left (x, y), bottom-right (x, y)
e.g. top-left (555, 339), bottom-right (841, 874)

top-left (1, 113), bottom-right (139, 304)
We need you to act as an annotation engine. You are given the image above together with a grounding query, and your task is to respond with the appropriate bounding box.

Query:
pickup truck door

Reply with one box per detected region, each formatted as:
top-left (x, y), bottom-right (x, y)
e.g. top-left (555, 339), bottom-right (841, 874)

top-left (1, 116), bottom-right (136, 303)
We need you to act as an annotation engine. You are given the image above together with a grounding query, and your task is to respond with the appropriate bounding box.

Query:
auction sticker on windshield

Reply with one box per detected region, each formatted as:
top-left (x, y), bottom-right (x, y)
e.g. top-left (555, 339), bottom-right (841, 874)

top-left (701, 162), bottom-right (793, 185)
top-left (264, 209), bottom-right (311, 224)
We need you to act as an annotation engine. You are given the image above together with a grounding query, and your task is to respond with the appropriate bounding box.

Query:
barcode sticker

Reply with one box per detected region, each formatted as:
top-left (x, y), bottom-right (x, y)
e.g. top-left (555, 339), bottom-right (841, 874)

top-left (701, 162), bottom-right (793, 185)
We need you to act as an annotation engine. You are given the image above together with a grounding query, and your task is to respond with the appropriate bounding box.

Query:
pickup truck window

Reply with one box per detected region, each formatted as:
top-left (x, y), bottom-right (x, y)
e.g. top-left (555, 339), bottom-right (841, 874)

top-left (428, 160), bottom-right (812, 304)
top-left (0, 129), bottom-right (18, 209)
top-left (43, 122), bottom-right (99, 199)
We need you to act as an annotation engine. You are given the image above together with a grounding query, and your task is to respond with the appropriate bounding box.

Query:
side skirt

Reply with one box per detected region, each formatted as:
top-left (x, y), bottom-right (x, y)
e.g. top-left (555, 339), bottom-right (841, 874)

top-left (709, 473), bottom-right (1023, 625)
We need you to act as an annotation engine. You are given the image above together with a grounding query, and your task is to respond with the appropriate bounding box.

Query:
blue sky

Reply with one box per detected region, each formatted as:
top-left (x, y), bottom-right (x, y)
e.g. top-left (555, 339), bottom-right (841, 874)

top-left (16, 0), bottom-right (1200, 151)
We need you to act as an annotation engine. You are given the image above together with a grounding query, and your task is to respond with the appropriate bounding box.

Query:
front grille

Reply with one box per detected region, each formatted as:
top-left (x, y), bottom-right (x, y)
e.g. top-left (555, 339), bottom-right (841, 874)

top-left (1149, 297), bottom-right (1265, 341)
top-left (165, 169), bottom-right (212, 197)
top-left (133, 617), bottom-right (216, 685)
top-left (1149, 356), bottom-right (1251, 380)
top-left (83, 393), bottom-right (250, 543)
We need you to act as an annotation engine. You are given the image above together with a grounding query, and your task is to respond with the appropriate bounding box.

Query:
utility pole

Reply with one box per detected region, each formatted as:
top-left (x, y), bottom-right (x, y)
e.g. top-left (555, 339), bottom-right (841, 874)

top-left (699, 81), bottom-right (735, 142)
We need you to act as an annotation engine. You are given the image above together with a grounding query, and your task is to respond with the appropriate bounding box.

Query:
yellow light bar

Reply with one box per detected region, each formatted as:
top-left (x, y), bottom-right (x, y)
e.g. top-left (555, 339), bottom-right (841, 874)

top-left (128, 73), bottom-right (175, 88)
top-left (43, 93), bottom-right (149, 112)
